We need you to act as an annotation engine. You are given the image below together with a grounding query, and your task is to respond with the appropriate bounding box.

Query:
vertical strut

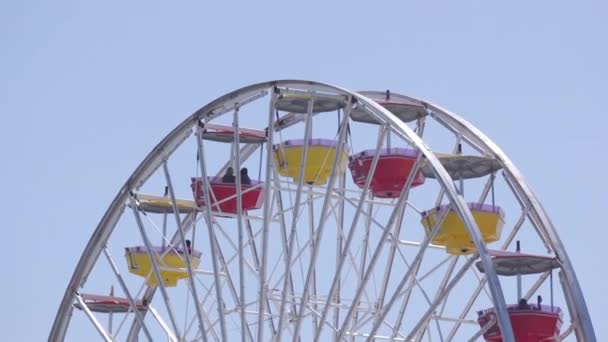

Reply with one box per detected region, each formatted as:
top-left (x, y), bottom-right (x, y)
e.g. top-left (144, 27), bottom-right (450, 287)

top-left (130, 198), bottom-right (182, 340)
top-left (366, 206), bottom-right (450, 339)
top-left (103, 248), bottom-right (154, 342)
top-left (163, 163), bottom-right (208, 342)
top-left (257, 89), bottom-right (277, 342)
top-left (232, 107), bottom-right (250, 342)
top-left (292, 98), bottom-right (353, 341)
top-left (196, 124), bottom-right (228, 341)
top-left (75, 293), bottom-right (113, 342)
top-left (314, 125), bottom-right (388, 342)
top-left (276, 94), bottom-right (315, 340)
top-left (335, 152), bottom-right (424, 341)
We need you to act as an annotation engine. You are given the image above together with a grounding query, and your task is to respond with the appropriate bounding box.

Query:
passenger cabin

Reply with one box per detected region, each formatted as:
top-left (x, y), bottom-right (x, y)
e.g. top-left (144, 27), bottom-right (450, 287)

top-left (476, 250), bottom-right (563, 341)
top-left (125, 246), bottom-right (202, 287)
top-left (191, 177), bottom-right (264, 214)
top-left (477, 305), bottom-right (563, 342)
top-left (348, 148), bottom-right (425, 198)
top-left (193, 123), bottom-right (266, 214)
top-left (420, 153), bottom-right (504, 255)
top-left (74, 294), bottom-right (146, 313)
top-left (274, 139), bottom-right (348, 185)
top-left (421, 203), bottom-right (505, 255)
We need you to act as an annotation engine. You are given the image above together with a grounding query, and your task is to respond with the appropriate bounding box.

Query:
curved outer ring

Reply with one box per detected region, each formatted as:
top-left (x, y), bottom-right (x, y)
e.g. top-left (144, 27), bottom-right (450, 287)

top-left (368, 90), bottom-right (595, 341)
top-left (49, 80), bottom-right (593, 341)
top-left (426, 98), bottom-right (596, 341)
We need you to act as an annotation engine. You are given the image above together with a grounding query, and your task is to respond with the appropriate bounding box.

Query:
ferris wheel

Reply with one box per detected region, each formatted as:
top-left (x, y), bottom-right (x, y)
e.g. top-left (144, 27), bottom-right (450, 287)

top-left (49, 80), bottom-right (596, 342)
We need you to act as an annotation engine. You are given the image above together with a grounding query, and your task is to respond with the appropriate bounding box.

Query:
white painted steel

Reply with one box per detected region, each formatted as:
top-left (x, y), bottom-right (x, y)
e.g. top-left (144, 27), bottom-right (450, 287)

top-left (50, 81), bottom-right (594, 342)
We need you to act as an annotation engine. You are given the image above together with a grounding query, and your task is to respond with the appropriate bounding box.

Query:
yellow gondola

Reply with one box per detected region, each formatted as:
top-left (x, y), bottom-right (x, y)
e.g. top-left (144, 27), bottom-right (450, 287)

top-left (125, 246), bottom-right (201, 287)
top-left (421, 203), bottom-right (505, 255)
top-left (274, 139), bottom-right (348, 185)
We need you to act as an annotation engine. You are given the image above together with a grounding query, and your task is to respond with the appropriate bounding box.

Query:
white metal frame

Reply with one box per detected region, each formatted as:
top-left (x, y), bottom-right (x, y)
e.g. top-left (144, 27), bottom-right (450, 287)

top-left (49, 81), bottom-right (595, 342)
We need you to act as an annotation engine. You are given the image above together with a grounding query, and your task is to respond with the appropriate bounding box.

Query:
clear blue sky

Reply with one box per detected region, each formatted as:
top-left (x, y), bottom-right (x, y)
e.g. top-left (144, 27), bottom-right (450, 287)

top-left (1, 0), bottom-right (606, 340)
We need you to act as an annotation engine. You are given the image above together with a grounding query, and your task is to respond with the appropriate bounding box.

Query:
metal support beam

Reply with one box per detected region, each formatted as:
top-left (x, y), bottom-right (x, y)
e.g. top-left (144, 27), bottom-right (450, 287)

top-left (163, 163), bottom-right (208, 342)
top-left (291, 98), bottom-right (353, 340)
top-left (257, 89), bottom-right (278, 342)
top-left (196, 125), bottom-right (228, 341)
top-left (276, 94), bottom-right (315, 341)
top-left (313, 125), bottom-right (388, 342)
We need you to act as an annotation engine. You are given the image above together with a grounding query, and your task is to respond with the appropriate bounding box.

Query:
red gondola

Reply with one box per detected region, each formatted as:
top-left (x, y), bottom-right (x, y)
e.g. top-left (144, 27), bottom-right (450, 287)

top-left (348, 148), bottom-right (425, 198)
top-left (73, 294), bottom-right (146, 313)
top-left (478, 304), bottom-right (562, 342)
top-left (191, 177), bottom-right (264, 214)
top-left (476, 249), bottom-right (563, 341)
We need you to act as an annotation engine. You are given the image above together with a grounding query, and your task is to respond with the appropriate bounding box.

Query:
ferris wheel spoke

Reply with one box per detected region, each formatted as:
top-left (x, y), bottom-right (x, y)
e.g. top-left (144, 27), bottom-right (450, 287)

top-left (338, 169), bottom-right (422, 339)
top-left (376, 202), bottom-right (407, 313)
top-left (126, 212), bottom-right (199, 340)
top-left (433, 258), bottom-right (459, 323)
top-left (376, 117), bottom-right (427, 325)
top-left (314, 124), bottom-right (388, 341)
top-left (333, 175), bottom-right (348, 342)
top-left (558, 324), bottom-right (575, 341)
top-left (275, 183), bottom-right (310, 286)
top-left (146, 304), bottom-right (179, 342)
top-left (405, 256), bottom-right (477, 341)
top-left (390, 247), bottom-right (440, 340)
top-left (214, 222), bottom-right (259, 277)
top-left (501, 171), bottom-right (553, 253)
top-left (219, 222), bottom-right (263, 273)
top-left (130, 197), bottom-right (184, 340)
top-left (251, 87), bottom-right (276, 341)
top-left (382, 253), bottom-right (453, 311)
top-left (102, 248), bottom-right (154, 341)
top-left (192, 315), bottom-right (221, 342)
top-left (334, 225), bottom-right (373, 306)
top-left (244, 217), bottom-right (278, 336)
top-left (209, 231), bottom-right (256, 341)
top-left (196, 125), bottom-right (229, 341)
top-left (292, 99), bottom-right (352, 341)
top-left (230, 106), bottom-right (251, 342)
top-left (269, 167), bottom-right (299, 318)
top-left (472, 265), bottom-right (493, 300)
top-left (74, 293), bottom-right (113, 341)
top-left (182, 284), bottom-right (220, 341)
top-left (267, 191), bottom-right (339, 291)
top-left (162, 162), bottom-right (209, 342)
top-left (366, 207), bottom-right (449, 339)
top-left (351, 200), bottom-right (373, 341)
top-left (276, 95), bottom-right (315, 341)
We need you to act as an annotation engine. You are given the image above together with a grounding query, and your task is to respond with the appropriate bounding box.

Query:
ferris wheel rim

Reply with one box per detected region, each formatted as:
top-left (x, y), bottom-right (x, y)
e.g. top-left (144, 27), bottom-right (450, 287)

top-left (49, 80), bottom-right (594, 341)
